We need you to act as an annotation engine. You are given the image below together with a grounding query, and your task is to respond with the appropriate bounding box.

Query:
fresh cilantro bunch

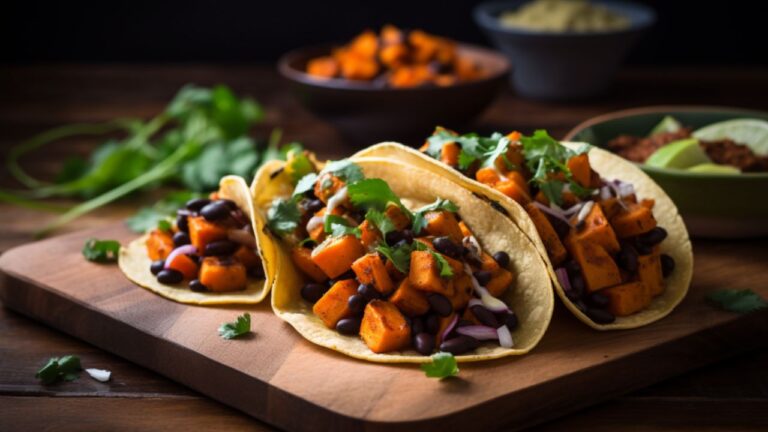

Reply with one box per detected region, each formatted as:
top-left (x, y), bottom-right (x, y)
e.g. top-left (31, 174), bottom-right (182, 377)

top-left (425, 129), bottom-right (513, 171)
top-left (3, 85), bottom-right (300, 237)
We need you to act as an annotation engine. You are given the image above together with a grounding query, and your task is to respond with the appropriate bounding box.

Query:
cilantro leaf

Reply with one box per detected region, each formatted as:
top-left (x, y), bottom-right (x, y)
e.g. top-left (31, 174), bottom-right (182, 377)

top-left (347, 179), bottom-right (412, 220)
top-left (365, 208), bottom-right (396, 239)
top-left (267, 197), bottom-right (301, 236)
top-left (218, 312), bottom-right (252, 339)
top-left (457, 149), bottom-right (477, 170)
top-left (421, 352), bottom-right (459, 379)
top-left (424, 129), bottom-right (459, 158)
top-left (414, 242), bottom-right (453, 277)
top-left (82, 238), bottom-right (120, 263)
top-left (126, 191), bottom-right (204, 233)
top-left (320, 160), bottom-right (364, 184)
top-left (480, 133), bottom-right (511, 169)
top-left (36, 355), bottom-right (82, 385)
top-left (324, 215), bottom-right (362, 238)
top-left (376, 242), bottom-right (414, 273)
top-left (706, 289), bottom-right (768, 313)
top-left (286, 151), bottom-right (315, 183)
top-left (293, 173), bottom-right (318, 197)
top-left (411, 198), bottom-right (459, 235)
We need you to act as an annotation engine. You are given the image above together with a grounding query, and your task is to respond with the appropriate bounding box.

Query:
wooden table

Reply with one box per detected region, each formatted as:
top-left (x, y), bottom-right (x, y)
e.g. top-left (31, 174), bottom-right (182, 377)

top-left (1, 65), bottom-right (767, 431)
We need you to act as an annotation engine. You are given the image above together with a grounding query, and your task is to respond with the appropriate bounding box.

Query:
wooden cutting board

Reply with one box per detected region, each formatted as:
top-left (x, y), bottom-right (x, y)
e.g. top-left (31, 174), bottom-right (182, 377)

top-left (1, 224), bottom-right (767, 432)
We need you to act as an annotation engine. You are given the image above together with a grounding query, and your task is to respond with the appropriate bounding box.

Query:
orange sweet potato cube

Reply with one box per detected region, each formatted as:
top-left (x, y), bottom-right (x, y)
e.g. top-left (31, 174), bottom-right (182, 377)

top-left (311, 235), bottom-right (366, 279)
top-left (570, 239), bottom-right (622, 293)
top-left (389, 279), bottom-right (430, 316)
top-left (602, 281), bottom-right (651, 316)
top-left (352, 253), bottom-right (395, 295)
top-left (312, 279), bottom-right (358, 328)
top-left (525, 203), bottom-right (568, 266)
top-left (199, 257), bottom-right (247, 292)
top-left (146, 229), bottom-right (174, 261)
top-left (450, 273), bottom-right (474, 310)
top-left (188, 216), bottom-right (228, 251)
top-left (408, 250), bottom-right (453, 296)
top-left (360, 300), bottom-right (411, 353)
top-left (423, 211), bottom-right (463, 243)
top-left (291, 247), bottom-right (328, 283)
top-left (638, 250), bottom-right (664, 297)
top-left (385, 205), bottom-right (411, 231)
top-left (571, 203), bottom-right (620, 254)
top-left (359, 220), bottom-right (380, 248)
top-left (567, 153), bottom-right (592, 188)
top-left (486, 268), bottom-right (515, 297)
top-left (610, 203), bottom-right (657, 238)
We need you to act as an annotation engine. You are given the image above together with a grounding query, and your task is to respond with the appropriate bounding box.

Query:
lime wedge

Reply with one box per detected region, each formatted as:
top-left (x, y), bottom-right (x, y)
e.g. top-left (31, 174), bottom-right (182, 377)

top-left (645, 138), bottom-right (711, 169)
top-left (649, 115), bottom-right (682, 137)
top-left (692, 118), bottom-right (768, 156)
top-left (687, 163), bottom-right (741, 174)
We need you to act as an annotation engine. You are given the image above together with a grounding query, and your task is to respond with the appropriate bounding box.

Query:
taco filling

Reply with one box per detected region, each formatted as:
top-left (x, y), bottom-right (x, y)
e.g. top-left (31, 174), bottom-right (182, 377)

top-left (418, 128), bottom-right (678, 324)
top-left (265, 158), bottom-right (521, 356)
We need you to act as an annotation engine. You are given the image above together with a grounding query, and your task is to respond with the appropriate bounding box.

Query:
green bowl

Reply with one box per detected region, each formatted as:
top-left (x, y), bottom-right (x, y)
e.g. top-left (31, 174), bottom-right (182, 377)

top-left (564, 106), bottom-right (768, 238)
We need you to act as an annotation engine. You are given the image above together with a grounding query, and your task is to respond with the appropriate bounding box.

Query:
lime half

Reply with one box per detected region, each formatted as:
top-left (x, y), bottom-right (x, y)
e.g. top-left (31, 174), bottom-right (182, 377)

top-left (649, 115), bottom-right (682, 137)
top-left (687, 163), bottom-right (741, 174)
top-left (646, 138), bottom-right (711, 169)
top-left (692, 118), bottom-right (768, 156)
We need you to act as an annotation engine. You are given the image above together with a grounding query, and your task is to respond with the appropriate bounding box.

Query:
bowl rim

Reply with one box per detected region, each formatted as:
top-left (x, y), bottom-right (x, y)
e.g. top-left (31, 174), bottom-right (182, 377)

top-left (563, 104), bottom-right (768, 179)
top-left (473, 0), bottom-right (657, 37)
top-left (277, 42), bottom-right (510, 92)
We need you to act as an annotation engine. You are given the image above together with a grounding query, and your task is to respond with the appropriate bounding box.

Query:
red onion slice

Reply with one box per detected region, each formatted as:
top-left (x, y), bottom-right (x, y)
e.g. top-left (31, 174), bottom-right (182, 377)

top-left (456, 325), bottom-right (498, 341)
top-left (163, 245), bottom-right (198, 269)
top-left (607, 182), bottom-right (629, 210)
top-left (438, 314), bottom-right (459, 346)
top-left (464, 264), bottom-right (509, 313)
top-left (497, 325), bottom-right (514, 348)
top-left (555, 267), bottom-right (572, 293)
top-left (532, 201), bottom-right (572, 227)
top-left (228, 228), bottom-right (256, 248)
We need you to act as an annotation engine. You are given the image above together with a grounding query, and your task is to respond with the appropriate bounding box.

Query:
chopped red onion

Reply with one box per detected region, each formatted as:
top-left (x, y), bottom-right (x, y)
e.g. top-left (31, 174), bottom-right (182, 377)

top-left (532, 201), bottom-right (572, 226)
top-left (228, 228), bottom-right (256, 248)
top-left (438, 314), bottom-right (459, 346)
top-left (497, 325), bottom-right (514, 348)
top-left (456, 325), bottom-right (499, 341)
top-left (607, 182), bottom-right (629, 210)
top-left (464, 264), bottom-right (509, 312)
top-left (555, 267), bottom-right (572, 293)
top-left (164, 245), bottom-right (198, 269)
top-left (575, 201), bottom-right (594, 225)
top-left (563, 201), bottom-right (585, 216)
top-left (468, 298), bottom-right (484, 309)
top-left (600, 186), bottom-right (612, 200)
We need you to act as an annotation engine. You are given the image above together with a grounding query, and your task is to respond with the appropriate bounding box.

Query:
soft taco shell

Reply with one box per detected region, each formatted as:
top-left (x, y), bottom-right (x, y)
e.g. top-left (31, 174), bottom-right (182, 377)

top-left (119, 175), bottom-right (271, 305)
top-left (253, 158), bottom-right (554, 363)
top-left (353, 142), bottom-right (693, 330)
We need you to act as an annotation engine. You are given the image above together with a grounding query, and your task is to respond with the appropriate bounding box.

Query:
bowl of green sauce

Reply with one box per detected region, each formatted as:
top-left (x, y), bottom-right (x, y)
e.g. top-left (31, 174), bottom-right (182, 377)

top-left (474, 0), bottom-right (656, 100)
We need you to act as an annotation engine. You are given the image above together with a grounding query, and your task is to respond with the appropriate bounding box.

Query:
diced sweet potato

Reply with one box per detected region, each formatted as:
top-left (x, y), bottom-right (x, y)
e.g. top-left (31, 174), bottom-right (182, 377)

top-left (385, 259), bottom-right (406, 282)
top-left (291, 247), bottom-right (328, 283)
top-left (360, 300), bottom-right (411, 353)
top-left (495, 179), bottom-right (530, 205)
top-left (475, 167), bottom-right (500, 186)
top-left (524, 203), bottom-right (568, 266)
top-left (440, 142), bottom-right (460, 167)
top-left (234, 246), bottom-right (261, 270)
top-left (146, 229), bottom-right (174, 261)
top-left (479, 252), bottom-right (499, 274)
top-left (567, 153), bottom-right (592, 188)
top-left (359, 220), bottom-right (380, 248)
top-left (306, 56), bottom-right (339, 79)
top-left (458, 221), bottom-right (474, 238)
top-left (188, 216), bottom-right (228, 251)
top-left (450, 273), bottom-right (473, 310)
top-left (167, 253), bottom-right (199, 280)
top-left (504, 139), bottom-right (524, 168)
top-left (348, 30), bottom-right (378, 58)
top-left (385, 205), bottom-right (411, 231)
top-left (408, 250), bottom-right (453, 296)
top-left (352, 253), bottom-right (395, 295)
top-left (638, 251), bottom-right (664, 297)
top-left (599, 197), bottom-right (623, 220)
top-left (313, 173), bottom-right (345, 204)
top-left (569, 240), bottom-right (622, 293)
top-left (441, 253), bottom-right (465, 277)
top-left (610, 203), bottom-right (657, 238)
top-left (379, 43), bottom-right (408, 68)
top-left (199, 257), bottom-right (247, 292)
top-left (389, 279), bottom-right (429, 316)
top-left (313, 279), bottom-right (358, 328)
top-left (435, 313), bottom-right (457, 345)
top-left (640, 198), bottom-right (655, 210)
top-left (423, 211), bottom-right (463, 243)
top-left (486, 268), bottom-right (514, 297)
top-left (571, 203), bottom-right (620, 254)
top-left (602, 281), bottom-right (650, 316)
top-left (311, 235), bottom-right (366, 279)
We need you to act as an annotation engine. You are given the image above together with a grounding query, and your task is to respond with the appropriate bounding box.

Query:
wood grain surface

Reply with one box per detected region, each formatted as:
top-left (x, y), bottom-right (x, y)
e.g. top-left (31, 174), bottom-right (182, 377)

top-left (1, 65), bottom-right (768, 431)
top-left (1, 223), bottom-right (767, 431)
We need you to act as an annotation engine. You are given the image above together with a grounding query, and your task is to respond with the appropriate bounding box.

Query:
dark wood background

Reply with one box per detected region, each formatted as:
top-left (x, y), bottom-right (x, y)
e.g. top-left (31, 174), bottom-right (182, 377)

top-left (1, 65), bottom-right (767, 431)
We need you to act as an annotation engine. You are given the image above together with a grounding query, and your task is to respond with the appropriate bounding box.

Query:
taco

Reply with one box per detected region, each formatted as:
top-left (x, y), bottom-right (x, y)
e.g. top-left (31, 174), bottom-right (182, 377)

top-left (252, 153), bottom-right (553, 362)
top-left (119, 175), bottom-right (271, 304)
top-left (353, 129), bottom-right (693, 330)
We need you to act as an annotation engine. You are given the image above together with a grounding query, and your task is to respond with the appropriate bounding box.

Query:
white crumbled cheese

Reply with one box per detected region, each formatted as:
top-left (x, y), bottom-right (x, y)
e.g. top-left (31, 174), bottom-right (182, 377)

top-left (85, 368), bottom-right (112, 382)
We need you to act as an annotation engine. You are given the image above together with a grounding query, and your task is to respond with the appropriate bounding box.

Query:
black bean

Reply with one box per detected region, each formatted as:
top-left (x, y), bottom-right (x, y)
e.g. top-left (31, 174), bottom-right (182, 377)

top-left (411, 316), bottom-right (424, 335)
top-left (301, 283), bottom-right (326, 303)
top-left (586, 308), bottom-right (615, 324)
top-left (456, 319), bottom-right (474, 328)
top-left (150, 260), bottom-right (165, 275)
top-left (616, 243), bottom-right (639, 272)
top-left (425, 314), bottom-right (440, 334)
top-left (589, 292), bottom-right (610, 308)
top-left (565, 260), bottom-right (580, 275)
top-left (505, 311), bottom-right (519, 330)
top-left (427, 294), bottom-right (453, 317)
top-left (357, 284), bottom-right (381, 301)
top-left (173, 231), bottom-right (191, 247)
top-left (470, 305), bottom-right (499, 328)
top-left (336, 318), bottom-right (361, 335)
top-left (574, 299), bottom-right (588, 312)
top-left (303, 198), bottom-right (324, 214)
top-left (433, 236), bottom-right (462, 258)
top-left (204, 240), bottom-right (238, 256)
top-left (186, 198), bottom-right (211, 212)
top-left (188, 254), bottom-right (202, 266)
top-left (493, 251), bottom-right (510, 269)
top-left (473, 270), bottom-right (492, 287)
top-left (176, 214), bottom-right (189, 233)
top-left (402, 229), bottom-right (414, 244)
top-left (157, 269), bottom-right (183, 284)
top-left (660, 254), bottom-right (675, 278)
top-left (189, 279), bottom-right (208, 292)
top-left (414, 332), bottom-right (435, 355)
top-left (439, 335), bottom-right (480, 355)
top-left (571, 274), bottom-right (586, 298)
top-left (200, 201), bottom-right (230, 221)
top-left (639, 227), bottom-right (668, 246)
top-left (385, 230), bottom-right (405, 246)
top-left (347, 294), bottom-right (366, 315)
top-left (634, 240), bottom-right (653, 255)
top-left (219, 199), bottom-right (238, 210)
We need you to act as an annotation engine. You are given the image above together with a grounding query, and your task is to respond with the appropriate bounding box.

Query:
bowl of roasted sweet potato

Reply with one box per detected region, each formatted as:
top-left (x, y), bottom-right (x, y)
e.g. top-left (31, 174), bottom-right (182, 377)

top-left (278, 25), bottom-right (510, 144)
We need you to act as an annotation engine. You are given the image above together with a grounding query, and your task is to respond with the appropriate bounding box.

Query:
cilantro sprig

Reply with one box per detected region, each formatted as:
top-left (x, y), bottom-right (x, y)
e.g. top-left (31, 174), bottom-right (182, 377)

top-left (706, 289), bottom-right (767, 313)
top-left (218, 312), bottom-right (252, 339)
top-left (521, 130), bottom-right (592, 206)
top-left (421, 352), bottom-right (459, 379)
top-left (82, 238), bottom-right (120, 263)
top-left (36, 355), bottom-right (82, 384)
top-left (267, 197), bottom-right (301, 236)
top-left (324, 215), bottom-right (361, 238)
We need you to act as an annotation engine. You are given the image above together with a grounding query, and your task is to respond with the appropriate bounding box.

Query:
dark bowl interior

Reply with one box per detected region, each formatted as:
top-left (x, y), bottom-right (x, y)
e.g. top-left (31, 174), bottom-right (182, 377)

top-left (278, 43), bottom-right (510, 145)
